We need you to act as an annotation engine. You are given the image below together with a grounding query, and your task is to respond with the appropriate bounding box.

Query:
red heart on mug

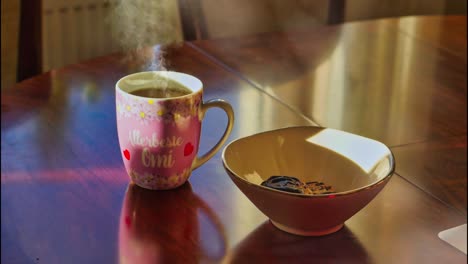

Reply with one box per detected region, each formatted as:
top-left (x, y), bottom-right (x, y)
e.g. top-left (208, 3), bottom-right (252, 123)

top-left (184, 142), bottom-right (194, 156)
top-left (123, 149), bottom-right (131, 160)
top-left (125, 215), bottom-right (132, 227)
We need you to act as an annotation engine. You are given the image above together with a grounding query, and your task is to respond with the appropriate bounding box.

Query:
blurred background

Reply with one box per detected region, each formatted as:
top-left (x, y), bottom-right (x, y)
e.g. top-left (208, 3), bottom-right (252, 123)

top-left (1, 0), bottom-right (466, 89)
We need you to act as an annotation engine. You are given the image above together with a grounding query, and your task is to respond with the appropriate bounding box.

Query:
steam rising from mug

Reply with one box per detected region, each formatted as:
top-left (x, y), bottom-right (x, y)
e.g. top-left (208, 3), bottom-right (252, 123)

top-left (109, 0), bottom-right (183, 72)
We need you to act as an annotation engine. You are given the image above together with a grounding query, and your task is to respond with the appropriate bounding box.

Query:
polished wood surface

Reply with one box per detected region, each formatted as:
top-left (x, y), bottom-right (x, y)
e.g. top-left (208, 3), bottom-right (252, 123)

top-left (2, 16), bottom-right (467, 263)
top-left (193, 15), bottom-right (467, 147)
top-left (392, 135), bottom-right (467, 215)
top-left (226, 176), bottom-right (466, 264)
top-left (390, 16), bottom-right (467, 59)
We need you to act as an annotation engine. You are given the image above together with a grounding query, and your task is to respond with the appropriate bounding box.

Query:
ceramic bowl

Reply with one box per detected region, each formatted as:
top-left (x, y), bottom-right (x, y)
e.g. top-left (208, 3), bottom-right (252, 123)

top-left (222, 126), bottom-right (395, 236)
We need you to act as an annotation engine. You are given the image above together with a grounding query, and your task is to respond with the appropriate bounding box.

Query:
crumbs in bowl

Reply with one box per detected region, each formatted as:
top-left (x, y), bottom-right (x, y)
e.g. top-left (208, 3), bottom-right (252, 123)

top-left (261, 176), bottom-right (334, 195)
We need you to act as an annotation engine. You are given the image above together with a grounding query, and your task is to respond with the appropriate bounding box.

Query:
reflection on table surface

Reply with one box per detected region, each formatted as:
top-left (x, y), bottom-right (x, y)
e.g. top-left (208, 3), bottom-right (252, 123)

top-left (194, 16), bottom-right (467, 146)
top-left (119, 183), bottom-right (226, 264)
top-left (1, 16), bottom-right (466, 263)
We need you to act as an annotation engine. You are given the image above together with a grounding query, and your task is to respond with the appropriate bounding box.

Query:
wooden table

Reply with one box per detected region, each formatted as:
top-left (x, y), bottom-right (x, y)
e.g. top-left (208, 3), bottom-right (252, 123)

top-left (2, 16), bottom-right (466, 263)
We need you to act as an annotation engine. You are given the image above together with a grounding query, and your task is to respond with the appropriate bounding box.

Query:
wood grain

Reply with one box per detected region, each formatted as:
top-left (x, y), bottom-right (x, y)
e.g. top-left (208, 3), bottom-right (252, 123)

top-left (392, 15), bottom-right (467, 59)
top-left (1, 43), bottom-right (314, 264)
top-left (1, 17), bottom-right (466, 264)
top-left (392, 136), bottom-right (467, 215)
top-left (226, 177), bottom-right (466, 264)
top-left (193, 16), bottom-right (467, 147)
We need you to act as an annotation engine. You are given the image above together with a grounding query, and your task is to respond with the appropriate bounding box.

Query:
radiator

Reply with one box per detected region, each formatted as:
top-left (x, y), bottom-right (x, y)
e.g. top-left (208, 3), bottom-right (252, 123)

top-left (42, 0), bottom-right (120, 71)
top-left (42, 0), bottom-right (183, 72)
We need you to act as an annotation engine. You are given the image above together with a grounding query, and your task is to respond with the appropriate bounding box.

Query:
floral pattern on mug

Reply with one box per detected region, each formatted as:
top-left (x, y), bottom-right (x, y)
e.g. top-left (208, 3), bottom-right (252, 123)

top-left (116, 71), bottom-right (233, 191)
top-left (129, 168), bottom-right (191, 190)
top-left (117, 93), bottom-right (202, 125)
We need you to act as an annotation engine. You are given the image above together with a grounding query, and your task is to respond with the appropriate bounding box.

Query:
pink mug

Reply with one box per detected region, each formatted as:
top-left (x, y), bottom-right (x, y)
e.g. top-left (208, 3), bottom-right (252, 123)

top-left (116, 71), bottom-right (234, 190)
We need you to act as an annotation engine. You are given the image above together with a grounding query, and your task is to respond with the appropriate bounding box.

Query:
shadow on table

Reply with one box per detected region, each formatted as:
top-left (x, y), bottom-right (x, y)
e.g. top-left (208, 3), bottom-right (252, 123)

top-left (118, 182), bottom-right (226, 264)
top-left (226, 221), bottom-right (370, 264)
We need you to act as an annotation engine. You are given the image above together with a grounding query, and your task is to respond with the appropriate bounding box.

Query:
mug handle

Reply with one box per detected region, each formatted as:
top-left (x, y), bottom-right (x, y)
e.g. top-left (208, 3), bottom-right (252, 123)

top-left (192, 99), bottom-right (234, 170)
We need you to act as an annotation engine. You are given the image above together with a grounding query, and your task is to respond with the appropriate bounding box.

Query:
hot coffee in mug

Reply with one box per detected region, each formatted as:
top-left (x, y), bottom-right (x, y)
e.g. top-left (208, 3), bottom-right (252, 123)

top-left (116, 71), bottom-right (234, 190)
top-left (129, 86), bottom-right (191, 98)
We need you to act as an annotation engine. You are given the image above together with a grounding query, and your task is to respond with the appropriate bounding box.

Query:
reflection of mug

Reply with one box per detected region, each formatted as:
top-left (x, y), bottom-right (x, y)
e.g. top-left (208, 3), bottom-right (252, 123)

top-left (116, 71), bottom-right (234, 190)
top-left (119, 183), bottom-right (226, 263)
